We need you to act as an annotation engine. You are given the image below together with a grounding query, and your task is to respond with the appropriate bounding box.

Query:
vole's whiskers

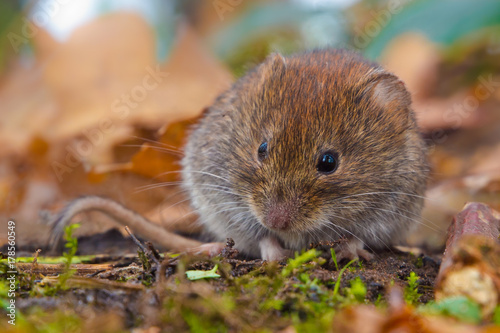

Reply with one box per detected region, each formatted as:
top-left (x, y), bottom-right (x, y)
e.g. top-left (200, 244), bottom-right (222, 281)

top-left (222, 208), bottom-right (265, 240)
top-left (304, 228), bottom-right (318, 244)
top-left (319, 220), bottom-right (378, 254)
top-left (332, 191), bottom-right (429, 203)
top-left (120, 144), bottom-right (184, 157)
top-left (130, 135), bottom-right (184, 153)
top-left (154, 199), bottom-right (247, 231)
top-left (136, 181), bottom-right (185, 192)
top-left (332, 198), bottom-right (441, 232)
top-left (310, 209), bottom-right (388, 253)
top-left (161, 193), bottom-right (241, 214)
top-left (143, 169), bottom-right (231, 185)
top-left (137, 181), bottom-right (245, 201)
top-left (227, 210), bottom-right (253, 230)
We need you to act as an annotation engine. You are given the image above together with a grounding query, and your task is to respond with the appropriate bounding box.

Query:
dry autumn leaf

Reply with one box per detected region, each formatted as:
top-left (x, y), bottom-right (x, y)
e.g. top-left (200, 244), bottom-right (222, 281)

top-left (0, 12), bottom-right (231, 246)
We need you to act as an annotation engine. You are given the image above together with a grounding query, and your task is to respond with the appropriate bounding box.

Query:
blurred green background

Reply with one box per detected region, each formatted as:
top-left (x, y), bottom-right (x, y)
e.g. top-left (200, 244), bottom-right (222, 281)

top-left (1, 0), bottom-right (500, 77)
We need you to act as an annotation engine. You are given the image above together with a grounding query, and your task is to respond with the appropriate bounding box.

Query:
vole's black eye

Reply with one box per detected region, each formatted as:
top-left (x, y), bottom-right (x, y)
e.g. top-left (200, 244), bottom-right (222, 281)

top-left (317, 151), bottom-right (338, 174)
top-left (258, 142), bottom-right (268, 161)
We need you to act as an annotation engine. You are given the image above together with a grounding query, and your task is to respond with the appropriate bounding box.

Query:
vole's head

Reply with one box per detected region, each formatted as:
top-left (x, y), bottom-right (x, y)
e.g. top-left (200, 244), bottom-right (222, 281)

top-left (224, 49), bottom-right (425, 243)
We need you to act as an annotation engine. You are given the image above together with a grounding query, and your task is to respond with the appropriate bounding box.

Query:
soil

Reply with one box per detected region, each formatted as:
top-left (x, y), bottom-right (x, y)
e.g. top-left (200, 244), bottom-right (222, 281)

top-left (6, 228), bottom-right (442, 331)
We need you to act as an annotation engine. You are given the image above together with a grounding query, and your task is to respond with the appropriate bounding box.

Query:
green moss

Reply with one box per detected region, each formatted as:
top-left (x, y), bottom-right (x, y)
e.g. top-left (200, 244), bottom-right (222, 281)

top-left (415, 256), bottom-right (424, 269)
top-left (157, 249), bottom-right (363, 331)
top-left (282, 249), bottom-right (321, 277)
top-left (344, 277), bottom-right (367, 304)
top-left (374, 294), bottom-right (384, 307)
top-left (58, 224), bottom-right (80, 290)
top-left (404, 272), bottom-right (422, 305)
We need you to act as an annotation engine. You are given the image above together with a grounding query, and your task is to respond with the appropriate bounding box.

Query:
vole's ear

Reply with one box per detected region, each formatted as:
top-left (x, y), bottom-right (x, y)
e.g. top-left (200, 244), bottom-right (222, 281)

top-left (364, 71), bottom-right (412, 110)
top-left (256, 53), bottom-right (287, 85)
top-left (359, 71), bottom-right (413, 129)
top-left (265, 53), bottom-right (287, 72)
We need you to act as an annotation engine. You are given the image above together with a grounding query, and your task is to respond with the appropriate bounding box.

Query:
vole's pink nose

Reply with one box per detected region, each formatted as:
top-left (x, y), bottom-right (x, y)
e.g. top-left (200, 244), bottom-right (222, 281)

top-left (265, 201), bottom-right (296, 230)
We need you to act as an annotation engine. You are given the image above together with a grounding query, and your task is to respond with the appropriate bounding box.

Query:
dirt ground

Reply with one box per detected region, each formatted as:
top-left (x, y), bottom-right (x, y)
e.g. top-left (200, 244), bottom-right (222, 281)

top-left (3, 230), bottom-right (443, 332)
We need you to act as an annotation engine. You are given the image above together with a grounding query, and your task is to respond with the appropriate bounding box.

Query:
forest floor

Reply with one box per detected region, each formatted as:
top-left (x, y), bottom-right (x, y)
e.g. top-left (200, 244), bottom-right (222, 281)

top-left (2, 226), bottom-right (497, 333)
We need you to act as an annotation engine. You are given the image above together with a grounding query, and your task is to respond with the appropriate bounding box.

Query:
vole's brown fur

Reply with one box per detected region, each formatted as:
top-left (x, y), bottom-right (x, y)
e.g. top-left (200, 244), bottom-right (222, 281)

top-left (183, 49), bottom-right (428, 260)
top-left (48, 49), bottom-right (428, 261)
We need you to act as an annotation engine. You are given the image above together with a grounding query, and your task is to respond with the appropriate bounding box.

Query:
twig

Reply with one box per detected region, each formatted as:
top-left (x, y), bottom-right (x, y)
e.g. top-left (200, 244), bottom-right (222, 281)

top-left (125, 226), bottom-right (149, 255)
top-left (146, 241), bottom-right (162, 261)
top-left (125, 226), bottom-right (161, 280)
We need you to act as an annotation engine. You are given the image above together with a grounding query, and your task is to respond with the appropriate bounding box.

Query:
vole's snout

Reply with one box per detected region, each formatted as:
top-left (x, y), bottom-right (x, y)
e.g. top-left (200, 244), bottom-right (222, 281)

top-left (264, 198), bottom-right (299, 231)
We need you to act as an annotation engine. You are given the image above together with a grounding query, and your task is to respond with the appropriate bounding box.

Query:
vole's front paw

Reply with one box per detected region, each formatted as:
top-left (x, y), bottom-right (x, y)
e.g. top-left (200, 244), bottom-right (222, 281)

top-left (334, 238), bottom-right (373, 262)
top-left (259, 237), bottom-right (293, 261)
top-left (188, 242), bottom-right (226, 257)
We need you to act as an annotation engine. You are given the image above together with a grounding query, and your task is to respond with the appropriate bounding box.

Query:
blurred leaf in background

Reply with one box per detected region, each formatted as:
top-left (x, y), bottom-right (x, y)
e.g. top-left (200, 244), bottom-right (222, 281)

top-left (0, 0), bottom-right (498, 252)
